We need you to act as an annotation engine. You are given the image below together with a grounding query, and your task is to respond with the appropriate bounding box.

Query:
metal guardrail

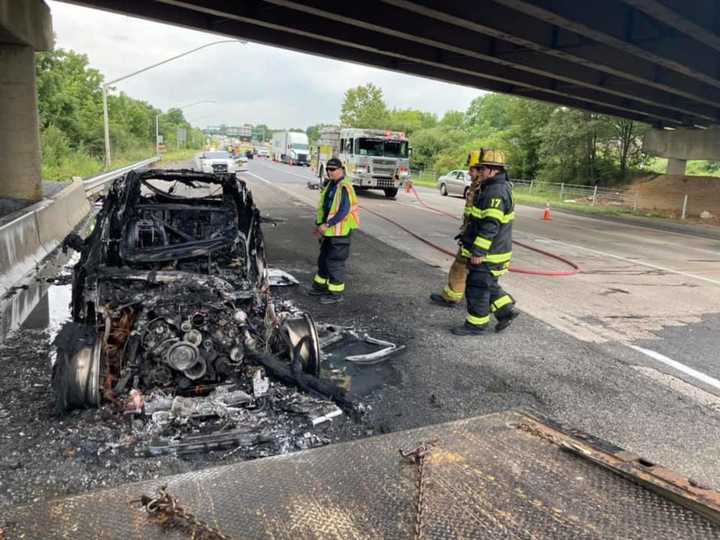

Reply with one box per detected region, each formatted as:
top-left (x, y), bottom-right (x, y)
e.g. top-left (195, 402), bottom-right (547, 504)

top-left (83, 156), bottom-right (161, 197)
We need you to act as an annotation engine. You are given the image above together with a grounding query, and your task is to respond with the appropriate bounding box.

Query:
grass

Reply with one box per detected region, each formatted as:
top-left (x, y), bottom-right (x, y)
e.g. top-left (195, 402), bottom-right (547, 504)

top-left (513, 188), bottom-right (667, 219)
top-left (159, 147), bottom-right (201, 163)
top-left (411, 170), bottom-right (438, 188)
top-left (42, 146), bottom-right (157, 181)
top-left (41, 146), bottom-right (205, 182)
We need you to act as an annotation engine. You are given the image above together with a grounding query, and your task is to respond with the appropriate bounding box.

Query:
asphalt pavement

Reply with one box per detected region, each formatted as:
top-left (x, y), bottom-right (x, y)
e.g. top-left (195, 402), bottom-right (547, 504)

top-left (240, 158), bottom-right (720, 488)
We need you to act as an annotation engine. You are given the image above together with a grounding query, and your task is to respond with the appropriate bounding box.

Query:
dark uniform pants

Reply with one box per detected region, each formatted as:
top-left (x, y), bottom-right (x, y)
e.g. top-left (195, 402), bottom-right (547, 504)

top-left (314, 236), bottom-right (351, 295)
top-left (465, 263), bottom-right (515, 327)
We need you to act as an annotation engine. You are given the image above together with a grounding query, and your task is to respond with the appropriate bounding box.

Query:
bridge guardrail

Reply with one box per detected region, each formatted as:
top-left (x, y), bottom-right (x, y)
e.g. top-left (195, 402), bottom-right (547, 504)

top-left (84, 156), bottom-right (161, 197)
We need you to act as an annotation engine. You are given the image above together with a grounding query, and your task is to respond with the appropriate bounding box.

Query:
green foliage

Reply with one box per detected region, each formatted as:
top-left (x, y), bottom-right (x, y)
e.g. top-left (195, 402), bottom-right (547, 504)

top-left (465, 94), bottom-right (513, 134)
top-left (340, 83), bottom-right (390, 128)
top-left (36, 47), bottom-right (204, 180)
top-left (387, 108), bottom-right (438, 135)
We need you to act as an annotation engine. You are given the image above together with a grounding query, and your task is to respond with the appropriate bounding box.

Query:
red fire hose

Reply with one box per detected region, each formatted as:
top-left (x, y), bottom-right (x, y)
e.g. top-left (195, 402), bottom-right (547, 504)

top-left (359, 185), bottom-right (579, 277)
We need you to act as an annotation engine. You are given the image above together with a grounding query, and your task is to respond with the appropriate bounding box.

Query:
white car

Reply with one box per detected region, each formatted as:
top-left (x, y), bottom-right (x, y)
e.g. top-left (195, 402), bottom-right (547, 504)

top-left (437, 169), bottom-right (471, 198)
top-left (194, 151), bottom-right (239, 175)
top-left (256, 148), bottom-right (270, 158)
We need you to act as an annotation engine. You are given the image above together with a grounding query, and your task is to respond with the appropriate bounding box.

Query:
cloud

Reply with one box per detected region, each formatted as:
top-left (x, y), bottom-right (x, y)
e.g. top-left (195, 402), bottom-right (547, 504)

top-left (47, 1), bottom-right (483, 128)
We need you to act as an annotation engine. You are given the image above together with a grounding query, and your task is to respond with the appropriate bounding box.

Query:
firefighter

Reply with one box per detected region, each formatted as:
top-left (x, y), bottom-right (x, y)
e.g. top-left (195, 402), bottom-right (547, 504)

top-left (309, 157), bottom-right (360, 305)
top-left (451, 149), bottom-right (518, 335)
top-left (430, 161), bottom-right (483, 307)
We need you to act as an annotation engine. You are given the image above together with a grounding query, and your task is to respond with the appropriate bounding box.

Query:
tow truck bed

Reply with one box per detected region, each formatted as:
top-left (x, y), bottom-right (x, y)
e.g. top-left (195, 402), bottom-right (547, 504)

top-left (3, 409), bottom-right (719, 539)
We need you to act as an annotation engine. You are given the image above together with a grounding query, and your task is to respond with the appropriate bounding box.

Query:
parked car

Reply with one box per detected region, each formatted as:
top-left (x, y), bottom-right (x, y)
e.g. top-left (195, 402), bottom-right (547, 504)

top-left (256, 147), bottom-right (270, 158)
top-left (437, 169), bottom-right (471, 198)
top-left (194, 150), bottom-right (239, 175)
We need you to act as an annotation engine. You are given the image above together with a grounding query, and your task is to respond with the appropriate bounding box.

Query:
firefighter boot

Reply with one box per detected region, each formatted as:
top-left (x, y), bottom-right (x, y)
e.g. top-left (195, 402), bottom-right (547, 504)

top-left (495, 310), bottom-right (519, 333)
top-left (450, 322), bottom-right (487, 336)
top-left (320, 294), bottom-right (344, 305)
top-left (430, 293), bottom-right (460, 308)
top-left (308, 283), bottom-right (327, 296)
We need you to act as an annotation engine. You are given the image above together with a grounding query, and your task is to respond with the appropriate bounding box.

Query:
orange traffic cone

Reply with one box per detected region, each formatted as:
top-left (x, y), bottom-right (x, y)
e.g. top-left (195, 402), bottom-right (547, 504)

top-left (543, 203), bottom-right (552, 221)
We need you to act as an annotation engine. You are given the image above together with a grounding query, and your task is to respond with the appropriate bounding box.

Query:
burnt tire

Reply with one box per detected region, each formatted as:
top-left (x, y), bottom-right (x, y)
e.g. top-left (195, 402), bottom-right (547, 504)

top-left (52, 322), bottom-right (102, 414)
top-left (384, 188), bottom-right (399, 199)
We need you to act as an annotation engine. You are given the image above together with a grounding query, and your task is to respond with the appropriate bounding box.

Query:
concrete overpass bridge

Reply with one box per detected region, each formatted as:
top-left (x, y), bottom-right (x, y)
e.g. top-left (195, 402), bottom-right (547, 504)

top-left (2, 0), bottom-right (720, 204)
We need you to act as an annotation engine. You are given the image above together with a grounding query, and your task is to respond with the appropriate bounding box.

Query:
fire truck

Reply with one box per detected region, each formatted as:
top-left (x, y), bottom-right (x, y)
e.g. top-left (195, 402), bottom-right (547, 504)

top-left (314, 127), bottom-right (410, 199)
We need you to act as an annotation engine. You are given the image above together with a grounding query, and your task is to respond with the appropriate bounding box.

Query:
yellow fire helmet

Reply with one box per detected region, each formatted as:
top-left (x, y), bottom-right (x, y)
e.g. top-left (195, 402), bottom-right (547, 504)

top-left (467, 148), bottom-right (508, 168)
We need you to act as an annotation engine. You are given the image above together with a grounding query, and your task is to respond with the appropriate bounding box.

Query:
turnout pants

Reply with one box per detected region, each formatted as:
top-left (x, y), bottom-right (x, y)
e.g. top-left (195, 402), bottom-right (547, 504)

top-left (441, 248), bottom-right (470, 303)
top-left (465, 263), bottom-right (515, 328)
top-left (313, 236), bottom-right (351, 295)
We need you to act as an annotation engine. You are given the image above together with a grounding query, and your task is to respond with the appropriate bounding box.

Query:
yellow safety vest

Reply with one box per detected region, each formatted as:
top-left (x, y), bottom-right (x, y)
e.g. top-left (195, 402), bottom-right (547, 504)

top-left (317, 178), bottom-right (360, 237)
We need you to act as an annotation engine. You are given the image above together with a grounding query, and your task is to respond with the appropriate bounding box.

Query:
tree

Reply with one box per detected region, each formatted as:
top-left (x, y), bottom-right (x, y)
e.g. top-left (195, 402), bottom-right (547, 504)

top-left (465, 94), bottom-right (513, 134)
top-left (439, 110), bottom-right (465, 129)
top-left (388, 108), bottom-right (437, 135)
top-left (340, 83), bottom-right (389, 128)
top-left (306, 123), bottom-right (335, 145)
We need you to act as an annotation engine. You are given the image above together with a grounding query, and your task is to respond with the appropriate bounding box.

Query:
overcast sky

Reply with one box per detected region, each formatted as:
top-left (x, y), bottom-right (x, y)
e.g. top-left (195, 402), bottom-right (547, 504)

top-left (46, 1), bottom-right (483, 130)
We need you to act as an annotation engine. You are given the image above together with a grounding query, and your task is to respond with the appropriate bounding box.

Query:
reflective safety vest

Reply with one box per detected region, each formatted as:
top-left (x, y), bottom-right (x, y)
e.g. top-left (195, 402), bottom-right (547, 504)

top-left (317, 177), bottom-right (360, 237)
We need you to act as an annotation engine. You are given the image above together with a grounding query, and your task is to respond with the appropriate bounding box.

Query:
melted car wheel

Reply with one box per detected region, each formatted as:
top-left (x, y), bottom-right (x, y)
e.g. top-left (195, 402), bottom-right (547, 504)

top-left (53, 323), bottom-right (102, 412)
top-left (280, 312), bottom-right (322, 377)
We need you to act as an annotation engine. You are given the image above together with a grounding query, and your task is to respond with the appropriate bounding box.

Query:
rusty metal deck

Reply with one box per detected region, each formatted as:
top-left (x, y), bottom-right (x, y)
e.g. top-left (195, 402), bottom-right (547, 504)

top-left (3, 409), bottom-right (720, 539)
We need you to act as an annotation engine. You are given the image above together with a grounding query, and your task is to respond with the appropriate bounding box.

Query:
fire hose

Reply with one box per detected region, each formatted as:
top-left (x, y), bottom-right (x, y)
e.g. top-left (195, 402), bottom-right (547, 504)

top-left (359, 184), bottom-right (579, 277)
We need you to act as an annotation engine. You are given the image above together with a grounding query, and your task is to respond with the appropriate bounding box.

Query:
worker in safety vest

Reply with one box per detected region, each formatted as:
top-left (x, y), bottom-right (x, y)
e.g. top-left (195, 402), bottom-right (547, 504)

top-left (310, 157), bottom-right (360, 305)
top-left (451, 149), bottom-right (518, 335)
top-left (430, 161), bottom-right (483, 307)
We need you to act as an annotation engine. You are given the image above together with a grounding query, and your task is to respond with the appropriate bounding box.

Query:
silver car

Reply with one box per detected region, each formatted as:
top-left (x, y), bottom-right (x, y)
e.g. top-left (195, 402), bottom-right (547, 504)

top-left (437, 169), bottom-right (471, 198)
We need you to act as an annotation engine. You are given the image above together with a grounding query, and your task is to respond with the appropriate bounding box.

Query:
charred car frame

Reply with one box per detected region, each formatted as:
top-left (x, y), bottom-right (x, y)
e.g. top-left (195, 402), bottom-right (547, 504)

top-left (54, 169), bottom-right (322, 412)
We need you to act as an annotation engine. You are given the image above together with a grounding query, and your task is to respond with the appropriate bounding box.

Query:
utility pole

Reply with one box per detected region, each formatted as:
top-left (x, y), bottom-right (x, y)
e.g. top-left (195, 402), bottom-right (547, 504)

top-left (102, 40), bottom-right (244, 168)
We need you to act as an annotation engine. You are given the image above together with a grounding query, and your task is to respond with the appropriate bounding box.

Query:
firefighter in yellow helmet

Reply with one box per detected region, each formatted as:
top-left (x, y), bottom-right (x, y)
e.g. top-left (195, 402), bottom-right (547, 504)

top-left (310, 158), bottom-right (360, 305)
top-left (430, 157), bottom-right (484, 307)
top-left (451, 149), bottom-right (518, 335)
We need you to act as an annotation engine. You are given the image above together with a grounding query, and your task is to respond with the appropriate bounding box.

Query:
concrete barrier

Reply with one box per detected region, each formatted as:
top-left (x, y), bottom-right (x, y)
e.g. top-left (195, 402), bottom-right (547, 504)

top-left (1, 179), bottom-right (89, 298)
top-left (35, 179), bottom-right (90, 253)
top-left (0, 208), bottom-right (46, 298)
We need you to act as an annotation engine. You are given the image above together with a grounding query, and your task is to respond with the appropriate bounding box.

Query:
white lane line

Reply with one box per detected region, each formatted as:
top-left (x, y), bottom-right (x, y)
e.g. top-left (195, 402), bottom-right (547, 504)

top-left (629, 345), bottom-right (720, 392)
top-left (243, 171), bottom-right (272, 185)
top-left (546, 238), bottom-right (720, 286)
top-left (253, 161), bottom-right (316, 182)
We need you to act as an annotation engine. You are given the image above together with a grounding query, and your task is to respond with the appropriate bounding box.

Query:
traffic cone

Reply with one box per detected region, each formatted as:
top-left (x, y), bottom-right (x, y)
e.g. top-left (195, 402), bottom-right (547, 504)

top-left (543, 203), bottom-right (552, 221)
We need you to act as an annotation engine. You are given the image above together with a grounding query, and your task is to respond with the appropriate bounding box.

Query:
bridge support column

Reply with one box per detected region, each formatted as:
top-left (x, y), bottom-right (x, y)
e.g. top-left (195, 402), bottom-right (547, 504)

top-left (644, 127), bottom-right (720, 176)
top-left (0, 0), bottom-right (53, 207)
top-left (666, 158), bottom-right (687, 176)
top-left (0, 44), bottom-right (43, 203)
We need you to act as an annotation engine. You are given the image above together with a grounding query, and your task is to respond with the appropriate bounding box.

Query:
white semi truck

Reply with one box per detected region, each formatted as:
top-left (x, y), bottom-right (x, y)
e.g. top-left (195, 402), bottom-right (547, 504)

top-left (272, 130), bottom-right (310, 166)
top-left (314, 127), bottom-right (410, 198)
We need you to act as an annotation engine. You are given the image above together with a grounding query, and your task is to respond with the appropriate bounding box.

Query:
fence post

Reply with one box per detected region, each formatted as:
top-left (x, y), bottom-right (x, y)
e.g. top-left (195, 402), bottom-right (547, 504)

top-left (559, 183), bottom-right (565, 201)
top-left (529, 179), bottom-right (534, 193)
top-left (681, 193), bottom-right (688, 220)
top-left (592, 185), bottom-right (598, 206)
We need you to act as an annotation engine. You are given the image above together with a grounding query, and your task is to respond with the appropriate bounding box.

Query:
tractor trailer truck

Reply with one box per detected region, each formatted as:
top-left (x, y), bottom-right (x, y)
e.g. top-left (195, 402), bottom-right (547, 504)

top-left (272, 130), bottom-right (310, 166)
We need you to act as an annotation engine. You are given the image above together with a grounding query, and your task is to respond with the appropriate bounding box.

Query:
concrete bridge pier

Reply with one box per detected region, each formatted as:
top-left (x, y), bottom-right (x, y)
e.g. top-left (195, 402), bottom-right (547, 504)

top-left (644, 127), bottom-right (720, 176)
top-left (0, 0), bottom-right (53, 209)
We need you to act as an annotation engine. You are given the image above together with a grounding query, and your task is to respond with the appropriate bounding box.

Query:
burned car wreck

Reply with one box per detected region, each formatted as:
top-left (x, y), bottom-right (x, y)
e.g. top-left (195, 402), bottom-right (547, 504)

top-left (53, 169), bottom-right (350, 454)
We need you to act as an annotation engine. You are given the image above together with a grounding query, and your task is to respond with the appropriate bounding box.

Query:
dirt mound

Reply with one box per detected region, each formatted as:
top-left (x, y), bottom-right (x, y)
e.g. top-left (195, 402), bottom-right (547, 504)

top-left (626, 174), bottom-right (720, 221)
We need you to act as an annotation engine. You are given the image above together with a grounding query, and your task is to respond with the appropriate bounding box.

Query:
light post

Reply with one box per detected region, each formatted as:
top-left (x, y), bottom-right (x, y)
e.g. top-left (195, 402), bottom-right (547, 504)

top-left (102, 39), bottom-right (244, 168)
top-left (155, 100), bottom-right (215, 155)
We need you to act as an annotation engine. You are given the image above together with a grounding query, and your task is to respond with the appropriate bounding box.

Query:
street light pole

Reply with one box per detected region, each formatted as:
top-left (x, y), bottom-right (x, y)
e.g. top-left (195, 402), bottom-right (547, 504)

top-left (102, 39), bottom-right (244, 168)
